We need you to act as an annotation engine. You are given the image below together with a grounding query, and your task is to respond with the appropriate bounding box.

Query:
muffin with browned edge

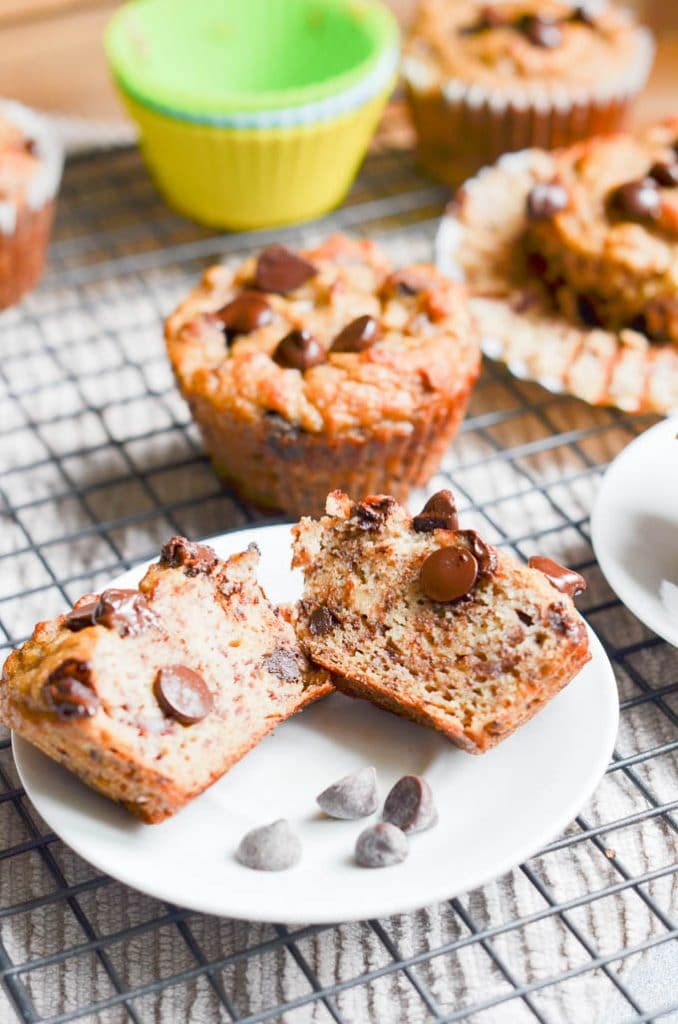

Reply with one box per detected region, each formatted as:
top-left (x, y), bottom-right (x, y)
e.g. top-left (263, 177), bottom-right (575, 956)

top-left (436, 117), bottom-right (678, 413)
top-left (0, 100), bottom-right (62, 309)
top-left (403, 0), bottom-right (654, 187)
top-left (0, 536), bottom-right (332, 823)
top-left (292, 490), bottom-right (590, 754)
top-left (165, 234), bottom-right (481, 518)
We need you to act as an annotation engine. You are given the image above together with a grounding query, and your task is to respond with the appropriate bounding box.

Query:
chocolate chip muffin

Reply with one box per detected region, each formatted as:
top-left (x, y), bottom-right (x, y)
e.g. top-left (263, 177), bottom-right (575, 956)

top-left (165, 234), bottom-right (481, 518)
top-left (0, 537), bottom-right (332, 823)
top-left (292, 490), bottom-right (590, 754)
top-left (0, 100), bottom-right (63, 309)
top-left (403, 0), bottom-right (654, 186)
top-left (436, 119), bottom-right (678, 413)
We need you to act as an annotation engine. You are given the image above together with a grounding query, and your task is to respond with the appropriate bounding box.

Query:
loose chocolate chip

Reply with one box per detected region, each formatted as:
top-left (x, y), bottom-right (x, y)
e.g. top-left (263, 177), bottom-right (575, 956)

top-left (382, 775), bottom-right (438, 834)
top-left (273, 329), bottom-right (325, 371)
top-left (96, 589), bottom-right (157, 637)
top-left (648, 161), bottom-right (678, 188)
top-left (254, 245), bottom-right (317, 294)
top-left (309, 606), bottom-right (338, 636)
top-left (43, 660), bottom-right (99, 720)
top-left (215, 293), bottom-right (273, 340)
top-left (608, 178), bottom-right (661, 223)
top-left (528, 555), bottom-right (586, 596)
top-left (454, 529), bottom-right (497, 577)
top-left (64, 599), bottom-right (100, 632)
top-left (154, 665), bottom-right (213, 725)
top-left (520, 14), bottom-right (563, 47)
top-left (330, 315), bottom-right (380, 354)
top-left (265, 648), bottom-right (301, 683)
top-left (317, 766), bottom-right (379, 820)
top-left (350, 496), bottom-right (397, 531)
top-left (526, 182), bottom-right (569, 221)
top-left (236, 819), bottom-right (302, 871)
top-left (420, 546), bottom-right (479, 603)
top-left (355, 822), bottom-right (408, 868)
top-left (412, 490), bottom-right (459, 533)
top-left (160, 536), bottom-right (218, 576)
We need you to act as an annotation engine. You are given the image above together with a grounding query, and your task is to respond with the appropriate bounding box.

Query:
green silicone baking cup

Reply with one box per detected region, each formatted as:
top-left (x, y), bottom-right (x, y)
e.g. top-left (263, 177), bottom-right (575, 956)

top-left (106, 0), bottom-right (399, 118)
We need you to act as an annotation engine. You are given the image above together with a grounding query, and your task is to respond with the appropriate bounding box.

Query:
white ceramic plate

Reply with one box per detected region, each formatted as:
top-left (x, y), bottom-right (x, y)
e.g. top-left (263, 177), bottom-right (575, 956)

top-left (592, 417), bottom-right (678, 648)
top-left (14, 524), bottom-right (618, 924)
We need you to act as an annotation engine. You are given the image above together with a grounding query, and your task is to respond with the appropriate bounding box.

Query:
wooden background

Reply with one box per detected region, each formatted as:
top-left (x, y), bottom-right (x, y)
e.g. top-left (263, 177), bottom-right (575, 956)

top-left (0, 0), bottom-right (675, 128)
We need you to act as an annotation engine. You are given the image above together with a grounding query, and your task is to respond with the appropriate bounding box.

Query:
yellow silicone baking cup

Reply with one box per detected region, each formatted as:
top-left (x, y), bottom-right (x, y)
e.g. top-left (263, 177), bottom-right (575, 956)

top-left (120, 85), bottom-right (394, 229)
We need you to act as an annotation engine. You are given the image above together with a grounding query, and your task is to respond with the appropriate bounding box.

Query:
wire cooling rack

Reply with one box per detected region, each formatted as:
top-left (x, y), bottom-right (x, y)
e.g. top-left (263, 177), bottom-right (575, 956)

top-left (0, 145), bottom-right (676, 1024)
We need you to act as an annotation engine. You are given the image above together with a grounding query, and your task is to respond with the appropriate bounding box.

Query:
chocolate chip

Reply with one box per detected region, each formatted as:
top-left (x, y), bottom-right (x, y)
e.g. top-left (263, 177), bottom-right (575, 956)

top-left (330, 315), bottom-right (380, 354)
top-left (273, 329), bottom-right (325, 371)
top-left (160, 536), bottom-right (218, 576)
top-left (454, 529), bottom-right (498, 577)
top-left (254, 245), bottom-right (317, 294)
top-left (42, 660), bottom-right (99, 720)
top-left (382, 775), bottom-right (438, 834)
top-left (309, 606), bottom-right (338, 636)
top-left (317, 766), bottom-right (379, 820)
top-left (355, 822), bottom-right (408, 868)
top-left (236, 819), bottom-right (302, 871)
top-left (153, 665), bottom-right (213, 725)
top-left (577, 294), bottom-right (602, 327)
top-left (420, 546), bottom-right (478, 603)
top-left (521, 14), bottom-right (563, 47)
top-left (380, 269), bottom-right (426, 299)
top-left (265, 648), bottom-right (301, 683)
top-left (64, 599), bottom-right (100, 632)
top-left (528, 555), bottom-right (586, 596)
top-left (350, 496), bottom-right (397, 530)
top-left (96, 589), bottom-right (157, 637)
top-left (608, 178), bottom-right (661, 223)
top-left (648, 161), bottom-right (678, 188)
top-left (547, 603), bottom-right (576, 636)
top-left (215, 293), bottom-right (273, 340)
top-left (412, 490), bottom-right (459, 533)
top-left (633, 298), bottom-right (678, 342)
top-left (526, 182), bottom-right (569, 221)
top-left (569, 5), bottom-right (596, 26)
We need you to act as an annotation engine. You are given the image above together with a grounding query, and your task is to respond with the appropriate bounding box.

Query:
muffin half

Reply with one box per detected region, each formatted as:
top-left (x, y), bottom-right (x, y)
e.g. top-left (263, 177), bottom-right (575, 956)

top-left (166, 234), bottom-right (481, 517)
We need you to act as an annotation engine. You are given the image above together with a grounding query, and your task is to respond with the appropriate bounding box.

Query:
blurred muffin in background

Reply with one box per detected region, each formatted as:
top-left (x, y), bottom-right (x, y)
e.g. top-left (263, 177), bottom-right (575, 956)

top-left (403, 0), bottom-right (654, 186)
top-left (165, 234), bottom-right (481, 518)
top-left (0, 100), bottom-right (62, 310)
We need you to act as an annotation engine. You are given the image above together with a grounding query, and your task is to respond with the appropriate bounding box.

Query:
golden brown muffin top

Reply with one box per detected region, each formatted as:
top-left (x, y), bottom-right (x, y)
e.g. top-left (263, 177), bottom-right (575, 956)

top-left (0, 114), bottom-right (41, 204)
top-left (165, 235), bottom-right (480, 435)
top-left (404, 0), bottom-right (651, 95)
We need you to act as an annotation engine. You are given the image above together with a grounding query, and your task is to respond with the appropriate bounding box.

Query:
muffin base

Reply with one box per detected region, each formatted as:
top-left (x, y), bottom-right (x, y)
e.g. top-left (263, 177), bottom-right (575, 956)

top-left (191, 388), bottom-right (476, 518)
top-left (0, 200), bottom-right (54, 309)
top-left (435, 150), bottom-right (678, 414)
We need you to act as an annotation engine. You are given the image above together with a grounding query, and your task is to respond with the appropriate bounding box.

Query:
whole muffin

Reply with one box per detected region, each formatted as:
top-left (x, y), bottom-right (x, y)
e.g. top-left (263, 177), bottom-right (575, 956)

top-left (0, 100), bottom-right (63, 309)
top-left (403, 0), bottom-right (654, 186)
top-left (435, 119), bottom-right (678, 414)
top-left (165, 235), bottom-right (480, 517)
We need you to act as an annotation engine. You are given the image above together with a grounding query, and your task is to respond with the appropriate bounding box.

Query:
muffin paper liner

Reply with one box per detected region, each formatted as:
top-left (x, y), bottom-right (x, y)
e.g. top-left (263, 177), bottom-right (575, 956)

top-left (435, 149), bottom-right (678, 415)
top-left (403, 27), bottom-right (654, 186)
top-left (0, 100), bottom-right (63, 309)
top-left (187, 385), bottom-right (476, 519)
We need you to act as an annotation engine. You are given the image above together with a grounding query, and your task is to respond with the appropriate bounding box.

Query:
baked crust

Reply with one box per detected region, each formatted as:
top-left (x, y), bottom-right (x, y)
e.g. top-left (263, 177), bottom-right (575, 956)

top-left (1, 538), bottom-right (332, 823)
top-left (292, 491), bottom-right (591, 754)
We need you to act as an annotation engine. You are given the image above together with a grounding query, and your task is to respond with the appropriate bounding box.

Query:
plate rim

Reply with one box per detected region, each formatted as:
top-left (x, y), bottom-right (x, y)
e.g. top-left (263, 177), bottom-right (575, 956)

top-left (591, 416), bottom-right (678, 649)
top-left (12, 523), bottom-right (619, 923)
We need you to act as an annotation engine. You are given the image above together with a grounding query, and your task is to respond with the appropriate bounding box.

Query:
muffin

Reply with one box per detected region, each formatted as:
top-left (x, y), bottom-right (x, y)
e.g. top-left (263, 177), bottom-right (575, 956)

top-left (435, 119), bottom-right (678, 413)
top-left (292, 489), bottom-right (590, 754)
top-left (0, 100), bottom-right (63, 309)
top-left (1, 536), bottom-right (332, 823)
top-left (165, 234), bottom-right (481, 517)
top-left (403, 0), bottom-right (654, 187)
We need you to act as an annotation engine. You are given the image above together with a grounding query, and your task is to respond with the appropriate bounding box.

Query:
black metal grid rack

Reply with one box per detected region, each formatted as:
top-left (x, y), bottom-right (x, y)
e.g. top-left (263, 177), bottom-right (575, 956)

top-left (0, 145), bottom-right (676, 1024)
